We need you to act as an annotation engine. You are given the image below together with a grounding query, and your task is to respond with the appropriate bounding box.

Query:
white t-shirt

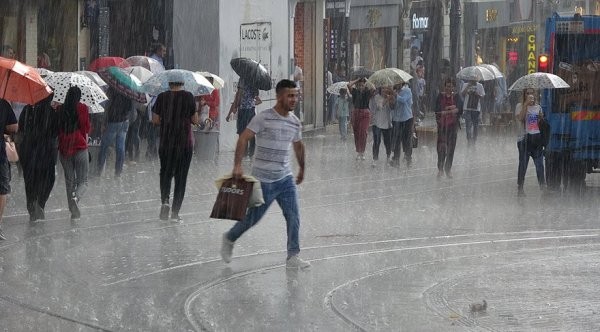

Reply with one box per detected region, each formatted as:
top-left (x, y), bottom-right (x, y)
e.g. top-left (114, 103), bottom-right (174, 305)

top-left (461, 82), bottom-right (485, 112)
top-left (515, 103), bottom-right (541, 139)
top-left (247, 108), bottom-right (302, 183)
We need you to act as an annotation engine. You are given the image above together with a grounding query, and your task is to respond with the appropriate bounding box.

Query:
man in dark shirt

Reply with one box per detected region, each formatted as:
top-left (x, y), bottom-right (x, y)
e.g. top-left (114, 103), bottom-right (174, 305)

top-left (152, 82), bottom-right (200, 221)
top-left (0, 98), bottom-right (19, 240)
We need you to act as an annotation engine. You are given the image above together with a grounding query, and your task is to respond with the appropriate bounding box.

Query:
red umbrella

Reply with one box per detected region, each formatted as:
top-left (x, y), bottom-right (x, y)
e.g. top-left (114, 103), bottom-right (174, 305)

top-left (0, 56), bottom-right (52, 104)
top-left (89, 56), bottom-right (128, 72)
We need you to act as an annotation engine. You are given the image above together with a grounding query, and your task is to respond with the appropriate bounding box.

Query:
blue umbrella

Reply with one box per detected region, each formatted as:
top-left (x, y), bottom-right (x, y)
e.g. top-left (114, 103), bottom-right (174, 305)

top-left (142, 69), bottom-right (214, 96)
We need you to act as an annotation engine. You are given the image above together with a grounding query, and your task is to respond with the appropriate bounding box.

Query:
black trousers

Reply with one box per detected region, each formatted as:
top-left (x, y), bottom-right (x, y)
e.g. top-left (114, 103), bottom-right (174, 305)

top-left (159, 148), bottom-right (193, 214)
top-left (21, 157), bottom-right (56, 215)
top-left (391, 118), bottom-right (413, 162)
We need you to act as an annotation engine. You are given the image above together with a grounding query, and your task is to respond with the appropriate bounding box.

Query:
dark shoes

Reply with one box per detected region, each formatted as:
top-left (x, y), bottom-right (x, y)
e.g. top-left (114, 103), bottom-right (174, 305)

top-left (517, 187), bottom-right (526, 197)
top-left (159, 204), bottom-right (170, 220)
top-left (170, 213), bottom-right (182, 222)
top-left (0, 228), bottom-right (6, 241)
top-left (71, 193), bottom-right (81, 220)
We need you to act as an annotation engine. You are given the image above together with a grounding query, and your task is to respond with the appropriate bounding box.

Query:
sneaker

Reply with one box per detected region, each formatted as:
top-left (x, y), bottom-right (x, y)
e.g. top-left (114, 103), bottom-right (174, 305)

top-left (437, 170), bottom-right (444, 178)
top-left (286, 255), bottom-right (311, 269)
top-left (34, 202), bottom-right (45, 220)
top-left (356, 154), bottom-right (361, 160)
top-left (159, 204), bottom-right (170, 220)
top-left (0, 228), bottom-right (5, 240)
top-left (389, 159), bottom-right (400, 168)
top-left (221, 233), bottom-right (234, 263)
top-left (371, 159), bottom-right (377, 167)
top-left (170, 213), bottom-right (183, 222)
top-left (360, 154), bottom-right (366, 160)
top-left (445, 171), bottom-right (453, 179)
top-left (70, 209), bottom-right (81, 220)
top-left (517, 187), bottom-right (526, 197)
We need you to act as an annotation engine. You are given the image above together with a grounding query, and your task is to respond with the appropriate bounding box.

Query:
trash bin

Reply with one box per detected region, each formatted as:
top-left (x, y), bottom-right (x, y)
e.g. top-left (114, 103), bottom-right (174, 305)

top-left (194, 131), bottom-right (219, 161)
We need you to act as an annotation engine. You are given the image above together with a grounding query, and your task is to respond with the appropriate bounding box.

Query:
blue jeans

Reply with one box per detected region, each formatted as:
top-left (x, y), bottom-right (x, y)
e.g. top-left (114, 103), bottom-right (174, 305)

top-left (464, 110), bottom-right (480, 142)
top-left (338, 115), bottom-right (348, 139)
top-left (226, 175), bottom-right (301, 257)
top-left (97, 121), bottom-right (129, 176)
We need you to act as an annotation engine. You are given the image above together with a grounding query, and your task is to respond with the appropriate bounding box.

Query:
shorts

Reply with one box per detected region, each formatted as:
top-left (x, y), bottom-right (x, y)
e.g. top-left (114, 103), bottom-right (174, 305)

top-left (0, 160), bottom-right (11, 195)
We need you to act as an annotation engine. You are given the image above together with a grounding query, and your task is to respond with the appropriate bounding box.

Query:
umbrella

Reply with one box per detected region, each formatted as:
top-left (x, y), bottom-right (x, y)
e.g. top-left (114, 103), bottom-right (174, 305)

top-left (368, 68), bottom-right (413, 87)
top-left (478, 64), bottom-right (503, 79)
top-left (35, 68), bottom-right (54, 78)
top-left (45, 72), bottom-right (107, 113)
top-left (76, 71), bottom-right (108, 90)
top-left (142, 69), bottom-right (214, 96)
top-left (198, 71), bottom-right (225, 89)
top-left (508, 72), bottom-right (570, 91)
top-left (123, 66), bottom-right (154, 83)
top-left (457, 65), bottom-right (495, 81)
top-left (230, 57), bottom-right (271, 90)
top-left (0, 57), bottom-right (53, 104)
top-left (349, 66), bottom-right (374, 79)
top-left (89, 56), bottom-right (128, 72)
top-left (98, 66), bottom-right (147, 103)
top-left (327, 81), bottom-right (349, 95)
top-left (124, 56), bottom-right (165, 73)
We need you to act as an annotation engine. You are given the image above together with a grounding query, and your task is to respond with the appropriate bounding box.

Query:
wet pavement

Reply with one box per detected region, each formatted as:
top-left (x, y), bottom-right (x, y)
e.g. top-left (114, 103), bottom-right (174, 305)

top-left (1, 120), bottom-right (600, 331)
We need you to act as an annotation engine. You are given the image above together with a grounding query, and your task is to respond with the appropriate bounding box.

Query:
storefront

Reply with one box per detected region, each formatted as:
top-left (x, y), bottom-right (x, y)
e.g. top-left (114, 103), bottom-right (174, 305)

top-left (1, 0), bottom-right (78, 71)
top-left (409, 0), bottom-right (443, 109)
top-left (349, 0), bottom-right (401, 71)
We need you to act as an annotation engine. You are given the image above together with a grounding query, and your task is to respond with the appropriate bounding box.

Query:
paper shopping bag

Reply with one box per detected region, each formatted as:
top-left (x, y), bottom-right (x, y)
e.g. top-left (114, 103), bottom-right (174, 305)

top-left (210, 177), bottom-right (253, 221)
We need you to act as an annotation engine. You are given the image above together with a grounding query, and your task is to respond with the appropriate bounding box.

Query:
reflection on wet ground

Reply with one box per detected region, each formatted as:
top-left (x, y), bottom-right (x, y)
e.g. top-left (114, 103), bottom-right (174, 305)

top-left (1, 123), bottom-right (599, 331)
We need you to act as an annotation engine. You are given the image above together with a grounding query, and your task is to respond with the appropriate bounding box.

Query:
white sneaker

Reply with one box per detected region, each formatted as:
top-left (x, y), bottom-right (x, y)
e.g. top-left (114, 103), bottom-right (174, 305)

top-left (371, 160), bottom-right (377, 167)
top-left (360, 154), bottom-right (366, 160)
top-left (221, 233), bottom-right (234, 263)
top-left (286, 255), bottom-right (311, 269)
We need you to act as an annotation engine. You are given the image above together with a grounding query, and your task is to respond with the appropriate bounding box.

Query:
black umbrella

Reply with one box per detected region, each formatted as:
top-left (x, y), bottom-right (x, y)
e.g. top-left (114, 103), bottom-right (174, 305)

top-left (349, 66), bottom-right (374, 79)
top-left (230, 57), bottom-right (272, 91)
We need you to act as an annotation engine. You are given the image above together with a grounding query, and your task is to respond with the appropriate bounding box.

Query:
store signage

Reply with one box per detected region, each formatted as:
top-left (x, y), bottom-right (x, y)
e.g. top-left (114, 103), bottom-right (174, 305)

top-left (511, 24), bottom-right (537, 34)
top-left (527, 34), bottom-right (536, 74)
top-left (486, 9), bottom-right (498, 22)
top-left (240, 22), bottom-right (272, 72)
top-left (412, 13), bottom-right (429, 30)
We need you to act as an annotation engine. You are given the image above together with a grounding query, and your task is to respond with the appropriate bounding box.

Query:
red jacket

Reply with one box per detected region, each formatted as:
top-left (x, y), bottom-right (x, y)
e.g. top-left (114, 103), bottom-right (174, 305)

top-left (202, 90), bottom-right (220, 120)
top-left (58, 103), bottom-right (91, 157)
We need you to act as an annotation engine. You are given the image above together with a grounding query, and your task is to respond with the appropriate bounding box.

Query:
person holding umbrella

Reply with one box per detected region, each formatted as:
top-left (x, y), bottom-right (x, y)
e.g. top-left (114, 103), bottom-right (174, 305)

top-left (18, 93), bottom-right (59, 222)
top-left (0, 98), bottom-right (18, 240)
top-left (434, 78), bottom-right (463, 178)
top-left (515, 89), bottom-right (545, 197)
top-left (347, 77), bottom-right (374, 160)
top-left (57, 87), bottom-right (91, 221)
top-left (152, 81), bottom-right (200, 221)
top-left (226, 78), bottom-right (262, 159)
top-left (460, 79), bottom-right (485, 145)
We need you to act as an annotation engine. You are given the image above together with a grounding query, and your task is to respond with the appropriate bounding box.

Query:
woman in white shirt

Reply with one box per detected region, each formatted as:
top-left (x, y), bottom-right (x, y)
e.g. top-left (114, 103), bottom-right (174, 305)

top-left (515, 89), bottom-right (545, 196)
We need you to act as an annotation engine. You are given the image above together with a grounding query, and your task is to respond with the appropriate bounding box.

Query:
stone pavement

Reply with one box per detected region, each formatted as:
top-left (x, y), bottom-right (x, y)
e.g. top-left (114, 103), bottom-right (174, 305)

top-left (1, 123), bottom-right (600, 331)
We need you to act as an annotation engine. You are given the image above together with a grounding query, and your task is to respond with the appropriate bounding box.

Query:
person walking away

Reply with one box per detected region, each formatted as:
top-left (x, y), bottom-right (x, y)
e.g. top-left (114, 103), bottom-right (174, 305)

top-left (18, 94), bottom-right (59, 222)
top-left (370, 88), bottom-right (392, 166)
top-left (57, 87), bottom-right (90, 220)
top-left (335, 88), bottom-right (350, 141)
top-left (0, 98), bottom-right (18, 240)
top-left (461, 80), bottom-right (485, 145)
top-left (389, 83), bottom-right (414, 168)
top-left (515, 89), bottom-right (545, 197)
top-left (226, 78), bottom-right (262, 159)
top-left (152, 82), bottom-right (199, 221)
top-left (347, 78), bottom-right (373, 160)
top-left (145, 96), bottom-right (159, 160)
top-left (96, 87), bottom-right (132, 177)
top-left (125, 101), bottom-right (144, 164)
top-left (220, 79), bottom-right (310, 269)
top-left (434, 79), bottom-right (463, 178)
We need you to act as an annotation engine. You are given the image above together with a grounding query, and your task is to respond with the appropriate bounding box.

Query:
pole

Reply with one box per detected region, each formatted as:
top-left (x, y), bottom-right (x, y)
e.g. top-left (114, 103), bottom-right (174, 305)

top-left (449, 0), bottom-right (461, 74)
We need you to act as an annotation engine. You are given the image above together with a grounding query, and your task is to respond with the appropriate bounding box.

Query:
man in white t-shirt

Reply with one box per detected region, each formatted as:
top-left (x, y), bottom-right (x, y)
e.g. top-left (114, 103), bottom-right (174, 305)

top-left (221, 79), bottom-right (310, 269)
top-left (461, 80), bottom-right (485, 144)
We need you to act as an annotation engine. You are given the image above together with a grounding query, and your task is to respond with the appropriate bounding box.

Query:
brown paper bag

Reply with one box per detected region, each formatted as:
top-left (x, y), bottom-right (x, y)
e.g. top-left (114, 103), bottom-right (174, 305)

top-left (210, 177), bottom-right (253, 221)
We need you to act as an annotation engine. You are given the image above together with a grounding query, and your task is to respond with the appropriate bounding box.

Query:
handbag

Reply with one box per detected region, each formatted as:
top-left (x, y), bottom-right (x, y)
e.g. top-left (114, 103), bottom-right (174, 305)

top-left (5, 136), bottom-right (18, 162)
top-left (210, 177), bottom-right (254, 221)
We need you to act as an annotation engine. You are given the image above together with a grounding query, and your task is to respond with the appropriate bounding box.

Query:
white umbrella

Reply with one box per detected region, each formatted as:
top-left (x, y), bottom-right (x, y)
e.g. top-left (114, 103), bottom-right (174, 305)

top-left (368, 68), bottom-right (413, 88)
top-left (124, 56), bottom-right (165, 74)
top-left (198, 71), bottom-right (225, 89)
top-left (142, 69), bottom-right (214, 96)
top-left (35, 68), bottom-right (54, 78)
top-left (76, 71), bottom-right (108, 90)
top-left (327, 81), bottom-right (349, 95)
top-left (45, 72), bottom-right (107, 113)
top-left (508, 72), bottom-right (570, 91)
top-left (477, 64), bottom-right (503, 79)
top-left (123, 66), bottom-right (154, 83)
top-left (457, 65), bottom-right (495, 81)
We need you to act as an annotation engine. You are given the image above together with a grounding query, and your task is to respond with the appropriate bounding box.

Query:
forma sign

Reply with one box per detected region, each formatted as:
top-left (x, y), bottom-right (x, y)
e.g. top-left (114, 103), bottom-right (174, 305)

top-left (412, 13), bottom-right (429, 30)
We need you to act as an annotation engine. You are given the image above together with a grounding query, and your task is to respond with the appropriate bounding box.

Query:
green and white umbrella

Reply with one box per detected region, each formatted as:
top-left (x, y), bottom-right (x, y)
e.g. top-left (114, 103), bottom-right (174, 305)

top-left (98, 66), bottom-right (146, 103)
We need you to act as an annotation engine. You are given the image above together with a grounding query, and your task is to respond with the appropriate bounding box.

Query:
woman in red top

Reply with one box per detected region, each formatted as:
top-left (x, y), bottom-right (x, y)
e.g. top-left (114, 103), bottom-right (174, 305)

top-left (57, 86), bottom-right (91, 220)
